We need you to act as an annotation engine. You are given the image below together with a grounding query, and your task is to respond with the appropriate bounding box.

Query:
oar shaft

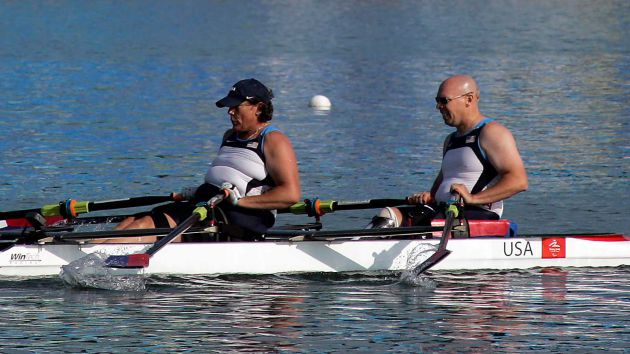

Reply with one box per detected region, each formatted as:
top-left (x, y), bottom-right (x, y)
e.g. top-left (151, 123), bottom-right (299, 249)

top-left (412, 195), bottom-right (461, 276)
top-left (144, 192), bottom-right (223, 256)
top-left (0, 208), bottom-right (40, 220)
top-left (53, 228), bottom-right (176, 241)
top-left (334, 199), bottom-right (409, 211)
top-left (88, 195), bottom-right (174, 212)
top-left (103, 210), bottom-right (205, 269)
top-left (281, 198), bottom-right (409, 215)
top-left (266, 225), bottom-right (441, 239)
top-left (437, 205), bottom-right (458, 249)
top-left (0, 195), bottom-right (174, 220)
top-left (144, 211), bottom-right (202, 256)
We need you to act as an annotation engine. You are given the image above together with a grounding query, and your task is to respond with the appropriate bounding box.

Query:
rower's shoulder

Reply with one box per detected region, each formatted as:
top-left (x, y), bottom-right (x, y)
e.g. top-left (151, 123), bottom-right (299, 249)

top-left (481, 119), bottom-right (513, 137)
top-left (264, 127), bottom-right (291, 142)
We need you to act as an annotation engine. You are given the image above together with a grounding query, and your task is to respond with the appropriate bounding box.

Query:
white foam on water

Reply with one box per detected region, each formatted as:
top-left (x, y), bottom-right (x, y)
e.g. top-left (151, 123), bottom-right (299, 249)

top-left (59, 251), bottom-right (147, 291)
top-left (398, 270), bottom-right (437, 288)
top-left (398, 243), bottom-right (439, 287)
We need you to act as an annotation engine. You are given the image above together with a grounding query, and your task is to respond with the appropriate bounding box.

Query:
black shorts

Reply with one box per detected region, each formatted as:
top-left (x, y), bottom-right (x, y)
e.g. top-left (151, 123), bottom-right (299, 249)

top-left (400, 204), bottom-right (499, 227)
top-left (137, 183), bottom-right (275, 238)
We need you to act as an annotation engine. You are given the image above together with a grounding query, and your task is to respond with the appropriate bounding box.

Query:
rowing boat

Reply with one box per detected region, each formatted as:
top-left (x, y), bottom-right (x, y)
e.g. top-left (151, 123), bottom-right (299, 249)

top-left (1, 217), bottom-right (628, 277)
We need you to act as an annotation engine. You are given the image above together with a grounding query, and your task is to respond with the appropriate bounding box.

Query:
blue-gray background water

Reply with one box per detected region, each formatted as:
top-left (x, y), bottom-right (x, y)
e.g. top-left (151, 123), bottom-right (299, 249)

top-left (0, 0), bottom-right (629, 352)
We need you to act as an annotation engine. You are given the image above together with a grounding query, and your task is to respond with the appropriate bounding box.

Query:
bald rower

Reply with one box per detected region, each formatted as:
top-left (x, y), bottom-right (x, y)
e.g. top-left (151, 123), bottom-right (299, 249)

top-left (369, 74), bottom-right (528, 228)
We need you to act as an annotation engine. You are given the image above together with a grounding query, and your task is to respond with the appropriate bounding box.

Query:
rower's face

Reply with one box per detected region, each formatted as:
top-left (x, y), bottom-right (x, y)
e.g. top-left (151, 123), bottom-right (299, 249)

top-left (228, 101), bottom-right (259, 131)
top-left (435, 88), bottom-right (469, 127)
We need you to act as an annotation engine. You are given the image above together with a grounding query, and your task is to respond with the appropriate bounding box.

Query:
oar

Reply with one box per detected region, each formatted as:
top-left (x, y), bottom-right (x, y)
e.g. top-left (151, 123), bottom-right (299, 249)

top-left (266, 225), bottom-right (442, 240)
top-left (0, 195), bottom-right (175, 220)
top-left (281, 198), bottom-right (409, 216)
top-left (104, 191), bottom-right (226, 269)
top-left (411, 195), bottom-right (461, 276)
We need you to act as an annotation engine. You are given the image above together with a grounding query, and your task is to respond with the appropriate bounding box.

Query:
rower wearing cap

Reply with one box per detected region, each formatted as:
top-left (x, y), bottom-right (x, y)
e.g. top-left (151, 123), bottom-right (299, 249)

top-left (108, 78), bottom-right (301, 241)
top-left (369, 74), bottom-right (528, 228)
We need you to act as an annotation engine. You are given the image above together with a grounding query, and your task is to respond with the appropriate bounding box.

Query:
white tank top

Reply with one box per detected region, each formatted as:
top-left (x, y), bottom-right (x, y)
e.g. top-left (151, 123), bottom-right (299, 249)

top-left (435, 119), bottom-right (503, 217)
top-left (204, 126), bottom-right (278, 197)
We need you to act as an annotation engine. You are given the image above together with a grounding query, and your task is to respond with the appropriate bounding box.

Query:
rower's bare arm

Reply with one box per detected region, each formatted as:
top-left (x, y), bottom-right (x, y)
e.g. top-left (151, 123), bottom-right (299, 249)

top-left (428, 171), bottom-right (443, 202)
top-left (237, 131), bottom-right (301, 210)
top-left (408, 172), bottom-right (442, 205)
top-left (471, 122), bottom-right (528, 205)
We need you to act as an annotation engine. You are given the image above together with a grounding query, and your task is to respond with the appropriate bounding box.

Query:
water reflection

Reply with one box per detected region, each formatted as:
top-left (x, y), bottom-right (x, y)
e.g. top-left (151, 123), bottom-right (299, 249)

top-left (2, 268), bottom-right (630, 351)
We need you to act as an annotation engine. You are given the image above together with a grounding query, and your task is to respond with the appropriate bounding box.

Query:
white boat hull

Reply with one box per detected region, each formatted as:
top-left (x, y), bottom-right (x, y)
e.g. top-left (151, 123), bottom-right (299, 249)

top-left (1, 234), bottom-right (628, 277)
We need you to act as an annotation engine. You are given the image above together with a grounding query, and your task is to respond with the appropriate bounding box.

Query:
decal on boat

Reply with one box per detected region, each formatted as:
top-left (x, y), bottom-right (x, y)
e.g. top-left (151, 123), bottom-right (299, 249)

top-left (542, 237), bottom-right (565, 259)
top-left (503, 240), bottom-right (533, 257)
top-left (9, 253), bottom-right (42, 263)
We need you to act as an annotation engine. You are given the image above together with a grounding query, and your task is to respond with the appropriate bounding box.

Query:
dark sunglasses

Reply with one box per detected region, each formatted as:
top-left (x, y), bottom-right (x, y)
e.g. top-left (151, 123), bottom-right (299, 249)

top-left (435, 92), bottom-right (473, 105)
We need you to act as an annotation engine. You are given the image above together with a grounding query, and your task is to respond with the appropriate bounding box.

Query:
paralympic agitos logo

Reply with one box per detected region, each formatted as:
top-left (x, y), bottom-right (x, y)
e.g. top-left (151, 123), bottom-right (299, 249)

top-left (542, 238), bottom-right (566, 258)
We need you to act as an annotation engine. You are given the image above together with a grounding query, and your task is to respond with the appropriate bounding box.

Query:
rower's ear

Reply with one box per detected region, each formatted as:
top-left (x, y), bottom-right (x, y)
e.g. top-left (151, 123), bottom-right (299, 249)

top-left (255, 102), bottom-right (266, 121)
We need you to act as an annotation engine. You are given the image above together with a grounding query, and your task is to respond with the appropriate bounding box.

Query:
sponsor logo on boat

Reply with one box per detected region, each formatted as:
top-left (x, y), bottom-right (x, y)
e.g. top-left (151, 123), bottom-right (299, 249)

top-left (542, 237), bottom-right (565, 258)
top-left (503, 240), bottom-right (533, 257)
top-left (9, 253), bottom-right (42, 263)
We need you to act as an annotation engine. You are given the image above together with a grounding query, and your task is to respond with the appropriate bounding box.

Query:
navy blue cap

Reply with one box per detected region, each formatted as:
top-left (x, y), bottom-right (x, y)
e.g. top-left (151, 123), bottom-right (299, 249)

top-left (216, 78), bottom-right (274, 108)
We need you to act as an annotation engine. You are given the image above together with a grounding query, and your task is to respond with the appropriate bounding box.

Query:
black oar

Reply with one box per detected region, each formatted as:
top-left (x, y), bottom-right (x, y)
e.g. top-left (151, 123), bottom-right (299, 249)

top-left (0, 195), bottom-right (174, 220)
top-left (104, 191), bottom-right (226, 269)
top-left (103, 211), bottom-right (204, 268)
top-left (266, 225), bottom-right (442, 240)
top-left (411, 195), bottom-right (462, 276)
top-left (281, 198), bottom-right (409, 216)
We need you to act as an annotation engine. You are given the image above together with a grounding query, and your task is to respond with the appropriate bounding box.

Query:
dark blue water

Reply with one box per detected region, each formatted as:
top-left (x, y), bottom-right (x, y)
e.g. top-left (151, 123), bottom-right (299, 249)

top-left (0, 0), bottom-right (629, 352)
top-left (2, 269), bottom-right (630, 352)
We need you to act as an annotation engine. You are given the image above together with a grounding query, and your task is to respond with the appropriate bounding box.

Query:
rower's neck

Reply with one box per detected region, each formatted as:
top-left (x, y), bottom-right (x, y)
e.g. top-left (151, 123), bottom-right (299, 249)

top-left (456, 114), bottom-right (485, 135)
top-left (238, 122), bottom-right (269, 140)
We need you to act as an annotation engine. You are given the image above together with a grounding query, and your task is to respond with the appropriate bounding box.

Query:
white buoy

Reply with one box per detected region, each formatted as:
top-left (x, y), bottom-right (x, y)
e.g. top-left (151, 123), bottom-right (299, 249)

top-left (309, 95), bottom-right (331, 109)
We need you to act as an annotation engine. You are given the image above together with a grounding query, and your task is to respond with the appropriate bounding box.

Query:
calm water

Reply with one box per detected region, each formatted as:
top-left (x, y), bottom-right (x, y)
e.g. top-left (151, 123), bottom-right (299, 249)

top-left (2, 269), bottom-right (630, 352)
top-left (0, 0), bottom-right (629, 352)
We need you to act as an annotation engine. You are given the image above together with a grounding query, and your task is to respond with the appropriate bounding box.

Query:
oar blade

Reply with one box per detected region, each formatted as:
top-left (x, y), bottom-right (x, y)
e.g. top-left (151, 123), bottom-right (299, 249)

top-left (412, 249), bottom-right (451, 276)
top-left (105, 254), bottom-right (150, 268)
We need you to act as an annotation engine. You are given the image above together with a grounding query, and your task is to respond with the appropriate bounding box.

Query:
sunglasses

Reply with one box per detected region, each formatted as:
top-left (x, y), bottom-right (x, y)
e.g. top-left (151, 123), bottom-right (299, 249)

top-left (435, 92), bottom-right (473, 105)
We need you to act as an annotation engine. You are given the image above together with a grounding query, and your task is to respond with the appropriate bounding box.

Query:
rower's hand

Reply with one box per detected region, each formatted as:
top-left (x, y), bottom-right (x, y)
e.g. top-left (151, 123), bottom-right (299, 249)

top-left (407, 191), bottom-right (433, 205)
top-left (450, 184), bottom-right (472, 204)
top-left (221, 182), bottom-right (242, 206)
top-left (176, 186), bottom-right (198, 201)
